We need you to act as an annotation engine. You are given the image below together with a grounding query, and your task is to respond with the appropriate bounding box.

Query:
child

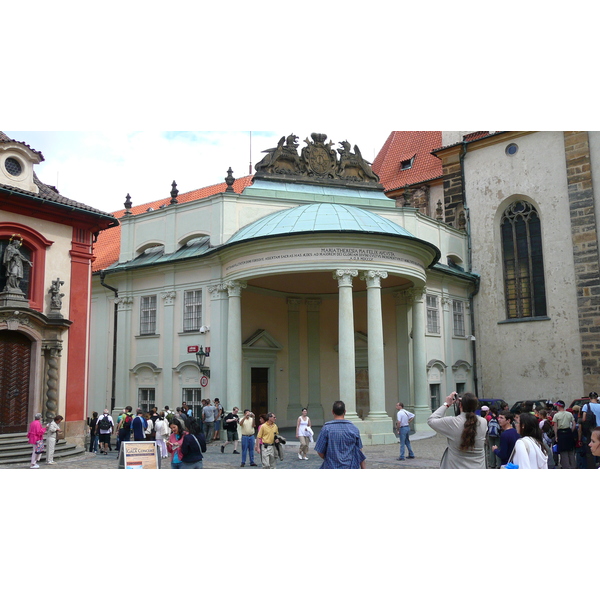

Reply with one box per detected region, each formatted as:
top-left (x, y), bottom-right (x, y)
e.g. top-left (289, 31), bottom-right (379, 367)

top-left (588, 427), bottom-right (600, 467)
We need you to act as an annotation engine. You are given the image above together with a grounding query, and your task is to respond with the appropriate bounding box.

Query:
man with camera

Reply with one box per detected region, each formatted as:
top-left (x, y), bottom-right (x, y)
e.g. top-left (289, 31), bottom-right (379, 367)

top-left (239, 409), bottom-right (258, 467)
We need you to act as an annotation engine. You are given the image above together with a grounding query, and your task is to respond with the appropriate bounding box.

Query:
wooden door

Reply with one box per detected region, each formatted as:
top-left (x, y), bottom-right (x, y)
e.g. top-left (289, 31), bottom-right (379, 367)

top-left (0, 330), bottom-right (32, 434)
top-left (251, 368), bottom-right (269, 418)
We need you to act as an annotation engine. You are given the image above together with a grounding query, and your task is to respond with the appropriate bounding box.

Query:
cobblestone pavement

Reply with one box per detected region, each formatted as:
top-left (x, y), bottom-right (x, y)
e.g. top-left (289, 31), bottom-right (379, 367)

top-left (1, 431), bottom-right (447, 470)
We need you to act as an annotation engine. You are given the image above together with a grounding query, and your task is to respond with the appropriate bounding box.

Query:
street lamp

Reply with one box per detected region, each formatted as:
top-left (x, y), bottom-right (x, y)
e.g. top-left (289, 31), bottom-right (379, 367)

top-left (195, 345), bottom-right (210, 378)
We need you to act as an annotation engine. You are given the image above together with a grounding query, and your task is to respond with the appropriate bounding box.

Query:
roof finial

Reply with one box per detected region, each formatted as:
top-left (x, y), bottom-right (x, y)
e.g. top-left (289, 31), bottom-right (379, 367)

top-left (124, 193), bottom-right (132, 214)
top-left (225, 167), bottom-right (235, 192)
top-left (170, 181), bottom-right (179, 204)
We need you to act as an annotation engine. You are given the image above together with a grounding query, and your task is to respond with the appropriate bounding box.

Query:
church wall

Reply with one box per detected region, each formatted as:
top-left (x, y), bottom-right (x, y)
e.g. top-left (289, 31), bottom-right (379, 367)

top-left (464, 131), bottom-right (585, 403)
top-left (1, 209), bottom-right (73, 420)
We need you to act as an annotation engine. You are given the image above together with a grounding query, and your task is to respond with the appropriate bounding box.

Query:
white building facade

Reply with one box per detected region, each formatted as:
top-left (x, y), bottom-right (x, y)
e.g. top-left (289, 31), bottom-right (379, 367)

top-left (89, 133), bottom-right (477, 443)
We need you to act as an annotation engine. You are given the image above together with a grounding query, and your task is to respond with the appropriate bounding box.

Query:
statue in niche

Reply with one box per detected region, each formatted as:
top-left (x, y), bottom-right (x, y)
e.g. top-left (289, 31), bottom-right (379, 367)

top-left (2, 236), bottom-right (33, 294)
top-left (337, 141), bottom-right (379, 182)
top-left (255, 134), bottom-right (302, 174)
top-left (49, 278), bottom-right (65, 312)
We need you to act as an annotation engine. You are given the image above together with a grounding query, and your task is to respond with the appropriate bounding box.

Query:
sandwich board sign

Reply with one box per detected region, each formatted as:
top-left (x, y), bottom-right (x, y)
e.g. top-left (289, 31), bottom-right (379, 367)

top-left (118, 442), bottom-right (161, 469)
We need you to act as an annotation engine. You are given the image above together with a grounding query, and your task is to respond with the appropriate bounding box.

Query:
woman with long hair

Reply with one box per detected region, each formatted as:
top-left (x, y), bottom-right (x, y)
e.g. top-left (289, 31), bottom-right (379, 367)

top-left (167, 419), bottom-right (187, 470)
top-left (427, 392), bottom-right (488, 468)
top-left (511, 412), bottom-right (548, 469)
top-left (296, 408), bottom-right (312, 460)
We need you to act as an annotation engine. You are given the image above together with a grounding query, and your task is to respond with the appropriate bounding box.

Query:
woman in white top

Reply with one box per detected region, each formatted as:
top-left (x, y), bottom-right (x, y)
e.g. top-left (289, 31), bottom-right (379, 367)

top-left (154, 412), bottom-right (169, 459)
top-left (511, 412), bottom-right (548, 469)
top-left (46, 415), bottom-right (63, 464)
top-left (296, 408), bottom-right (312, 461)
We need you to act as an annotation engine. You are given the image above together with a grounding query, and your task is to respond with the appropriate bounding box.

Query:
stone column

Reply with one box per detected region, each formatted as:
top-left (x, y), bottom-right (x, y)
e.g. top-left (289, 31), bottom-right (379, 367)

top-left (42, 342), bottom-right (62, 422)
top-left (333, 269), bottom-right (360, 421)
top-left (305, 299), bottom-right (324, 421)
top-left (286, 298), bottom-right (303, 420)
top-left (225, 280), bottom-right (246, 411)
top-left (407, 287), bottom-right (430, 431)
top-left (208, 284), bottom-right (229, 411)
top-left (361, 270), bottom-right (395, 443)
top-left (361, 270), bottom-right (388, 419)
top-left (114, 295), bottom-right (134, 413)
top-left (161, 290), bottom-right (176, 406)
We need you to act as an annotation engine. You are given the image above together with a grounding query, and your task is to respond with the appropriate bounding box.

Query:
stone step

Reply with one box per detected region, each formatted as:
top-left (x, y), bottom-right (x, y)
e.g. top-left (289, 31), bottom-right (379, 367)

top-left (0, 444), bottom-right (85, 465)
top-left (0, 439), bottom-right (70, 452)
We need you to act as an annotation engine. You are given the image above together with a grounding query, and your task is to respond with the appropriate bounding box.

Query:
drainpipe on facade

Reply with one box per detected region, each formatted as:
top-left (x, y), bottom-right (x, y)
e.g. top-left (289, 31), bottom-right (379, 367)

top-left (459, 141), bottom-right (480, 398)
top-left (99, 271), bottom-right (118, 412)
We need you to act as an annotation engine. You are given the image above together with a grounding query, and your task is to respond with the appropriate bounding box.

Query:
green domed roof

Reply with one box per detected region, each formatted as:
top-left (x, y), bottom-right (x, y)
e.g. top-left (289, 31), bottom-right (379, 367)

top-left (226, 203), bottom-right (415, 244)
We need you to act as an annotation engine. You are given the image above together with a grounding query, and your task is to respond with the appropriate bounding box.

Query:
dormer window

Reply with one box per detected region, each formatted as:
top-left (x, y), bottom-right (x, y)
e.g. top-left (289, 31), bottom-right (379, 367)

top-left (401, 157), bottom-right (415, 171)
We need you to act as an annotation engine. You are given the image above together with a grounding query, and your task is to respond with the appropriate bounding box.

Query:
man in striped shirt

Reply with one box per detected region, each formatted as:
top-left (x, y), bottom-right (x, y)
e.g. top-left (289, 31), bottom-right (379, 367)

top-left (315, 401), bottom-right (366, 469)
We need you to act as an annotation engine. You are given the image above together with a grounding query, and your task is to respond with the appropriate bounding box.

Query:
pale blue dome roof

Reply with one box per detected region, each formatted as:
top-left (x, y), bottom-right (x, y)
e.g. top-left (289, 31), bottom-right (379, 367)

top-left (226, 203), bottom-right (414, 244)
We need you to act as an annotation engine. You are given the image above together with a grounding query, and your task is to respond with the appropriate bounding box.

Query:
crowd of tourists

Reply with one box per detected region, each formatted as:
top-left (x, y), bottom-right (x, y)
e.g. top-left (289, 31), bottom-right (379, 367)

top-left (24, 392), bottom-right (600, 470)
top-left (427, 392), bottom-right (600, 469)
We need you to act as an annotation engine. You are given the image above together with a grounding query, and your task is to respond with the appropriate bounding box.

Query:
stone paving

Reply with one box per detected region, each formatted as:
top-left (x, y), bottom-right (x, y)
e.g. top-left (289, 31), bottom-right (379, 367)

top-left (0, 430), bottom-right (447, 470)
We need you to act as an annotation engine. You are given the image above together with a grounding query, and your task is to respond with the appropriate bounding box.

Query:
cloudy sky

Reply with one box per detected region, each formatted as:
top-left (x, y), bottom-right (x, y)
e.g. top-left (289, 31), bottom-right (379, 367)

top-left (3, 130), bottom-right (392, 214)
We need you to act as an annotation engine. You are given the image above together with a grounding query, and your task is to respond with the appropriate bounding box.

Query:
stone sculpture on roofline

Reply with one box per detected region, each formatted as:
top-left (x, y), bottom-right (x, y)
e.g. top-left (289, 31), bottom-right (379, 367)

top-left (254, 132), bottom-right (383, 190)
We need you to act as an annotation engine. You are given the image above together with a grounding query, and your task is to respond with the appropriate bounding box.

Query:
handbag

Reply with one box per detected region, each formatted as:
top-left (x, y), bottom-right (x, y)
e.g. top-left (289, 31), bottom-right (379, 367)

top-left (35, 439), bottom-right (45, 454)
top-left (57, 429), bottom-right (65, 440)
top-left (501, 441), bottom-right (519, 469)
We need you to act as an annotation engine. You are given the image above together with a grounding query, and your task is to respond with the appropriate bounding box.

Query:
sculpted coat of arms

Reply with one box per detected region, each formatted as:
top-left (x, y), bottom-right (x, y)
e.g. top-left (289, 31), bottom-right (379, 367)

top-left (254, 132), bottom-right (381, 188)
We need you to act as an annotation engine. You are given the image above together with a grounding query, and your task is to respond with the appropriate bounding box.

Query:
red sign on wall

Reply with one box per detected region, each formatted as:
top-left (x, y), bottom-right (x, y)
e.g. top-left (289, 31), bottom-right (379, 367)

top-left (187, 346), bottom-right (199, 354)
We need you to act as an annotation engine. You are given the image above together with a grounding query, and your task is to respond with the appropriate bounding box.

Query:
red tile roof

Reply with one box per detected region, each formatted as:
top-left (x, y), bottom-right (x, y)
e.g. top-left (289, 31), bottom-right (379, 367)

top-left (93, 175), bottom-right (254, 272)
top-left (372, 131), bottom-right (443, 192)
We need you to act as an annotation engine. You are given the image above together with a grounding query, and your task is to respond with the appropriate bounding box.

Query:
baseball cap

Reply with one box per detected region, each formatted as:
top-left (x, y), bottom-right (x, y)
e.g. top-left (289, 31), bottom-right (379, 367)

top-left (555, 401), bottom-right (565, 407)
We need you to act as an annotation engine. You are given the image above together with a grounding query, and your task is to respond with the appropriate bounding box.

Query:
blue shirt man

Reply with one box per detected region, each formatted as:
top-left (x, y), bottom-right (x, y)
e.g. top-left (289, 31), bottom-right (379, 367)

top-left (315, 401), bottom-right (366, 469)
top-left (132, 410), bottom-right (147, 442)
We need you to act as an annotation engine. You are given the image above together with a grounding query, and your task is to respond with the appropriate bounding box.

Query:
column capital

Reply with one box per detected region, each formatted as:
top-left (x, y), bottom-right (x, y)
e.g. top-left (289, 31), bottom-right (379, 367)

top-left (161, 290), bottom-right (177, 306)
top-left (208, 284), bottom-right (228, 300)
top-left (225, 280), bottom-right (247, 297)
top-left (403, 286), bottom-right (426, 303)
top-left (305, 298), bottom-right (322, 312)
top-left (115, 296), bottom-right (134, 311)
top-left (360, 270), bottom-right (389, 287)
top-left (333, 269), bottom-right (359, 287)
top-left (287, 297), bottom-right (302, 311)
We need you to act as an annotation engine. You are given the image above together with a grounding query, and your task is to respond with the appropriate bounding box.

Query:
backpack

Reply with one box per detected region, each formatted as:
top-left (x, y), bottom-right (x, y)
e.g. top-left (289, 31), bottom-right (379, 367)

top-left (583, 403), bottom-right (597, 433)
top-left (99, 415), bottom-right (111, 430)
top-left (123, 414), bottom-right (133, 429)
top-left (487, 417), bottom-right (500, 437)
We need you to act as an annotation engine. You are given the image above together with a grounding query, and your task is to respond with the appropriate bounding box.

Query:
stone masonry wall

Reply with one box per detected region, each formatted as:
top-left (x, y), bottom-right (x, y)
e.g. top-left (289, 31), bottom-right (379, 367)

top-left (443, 161), bottom-right (466, 230)
top-left (564, 131), bottom-right (600, 392)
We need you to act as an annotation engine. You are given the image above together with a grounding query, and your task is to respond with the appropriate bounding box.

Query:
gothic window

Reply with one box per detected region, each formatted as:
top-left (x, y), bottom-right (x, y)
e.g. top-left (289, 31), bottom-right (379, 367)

top-left (501, 200), bottom-right (547, 319)
top-left (183, 290), bottom-right (202, 332)
top-left (140, 295), bottom-right (157, 335)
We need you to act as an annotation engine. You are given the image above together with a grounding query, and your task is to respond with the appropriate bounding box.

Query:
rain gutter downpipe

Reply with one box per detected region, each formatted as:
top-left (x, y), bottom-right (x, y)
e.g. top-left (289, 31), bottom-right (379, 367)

top-left (99, 271), bottom-right (119, 412)
top-left (459, 141), bottom-right (480, 398)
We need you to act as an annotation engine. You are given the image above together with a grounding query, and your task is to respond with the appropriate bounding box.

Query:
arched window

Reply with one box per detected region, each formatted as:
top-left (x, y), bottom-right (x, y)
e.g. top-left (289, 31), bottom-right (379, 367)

top-left (500, 200), bottom-right (547, 319)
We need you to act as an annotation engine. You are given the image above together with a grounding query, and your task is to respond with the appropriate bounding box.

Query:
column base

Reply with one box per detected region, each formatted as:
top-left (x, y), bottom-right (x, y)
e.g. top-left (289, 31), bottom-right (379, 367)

top-left (360, 416), bottom-right (396, 446)
top-left (413, 407), bottom-right (434, 433)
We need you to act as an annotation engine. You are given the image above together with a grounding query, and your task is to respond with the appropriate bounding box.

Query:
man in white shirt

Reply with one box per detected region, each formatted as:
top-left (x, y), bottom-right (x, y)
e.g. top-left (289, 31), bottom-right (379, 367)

top-left (396, 402), bottom-right (415, 461)
top-left (95, 409), bottom-right (114, 455)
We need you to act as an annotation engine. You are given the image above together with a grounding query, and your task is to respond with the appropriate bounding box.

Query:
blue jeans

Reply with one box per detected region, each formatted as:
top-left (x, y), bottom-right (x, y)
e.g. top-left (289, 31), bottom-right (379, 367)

top-left (399, 426), bottom-right (414, 459)
top-left (89, 434), bottom-right (99, 453)
top-left (241, 435), bottom-right (255, 465)
top-left (180, 461), bottom-right (203, 469)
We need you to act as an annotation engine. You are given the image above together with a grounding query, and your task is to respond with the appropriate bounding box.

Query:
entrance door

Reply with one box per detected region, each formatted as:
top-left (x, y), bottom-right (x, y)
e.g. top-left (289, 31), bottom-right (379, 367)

top-left (0, 330), bottom-right (32, 434)
top-left (251, 368), bottom-right (269, 417)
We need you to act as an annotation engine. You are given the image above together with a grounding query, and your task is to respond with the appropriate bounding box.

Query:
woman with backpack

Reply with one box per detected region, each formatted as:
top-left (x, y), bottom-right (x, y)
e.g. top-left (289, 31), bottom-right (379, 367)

top-left (427, 392), bottom-right (487, 469)
top-left (509, 412), bottom-right (548, 469)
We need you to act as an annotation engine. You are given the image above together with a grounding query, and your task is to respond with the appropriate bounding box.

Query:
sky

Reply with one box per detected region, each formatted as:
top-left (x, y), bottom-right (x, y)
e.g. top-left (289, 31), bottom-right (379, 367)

top-left (3, 130), bottom-right (392, 213)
